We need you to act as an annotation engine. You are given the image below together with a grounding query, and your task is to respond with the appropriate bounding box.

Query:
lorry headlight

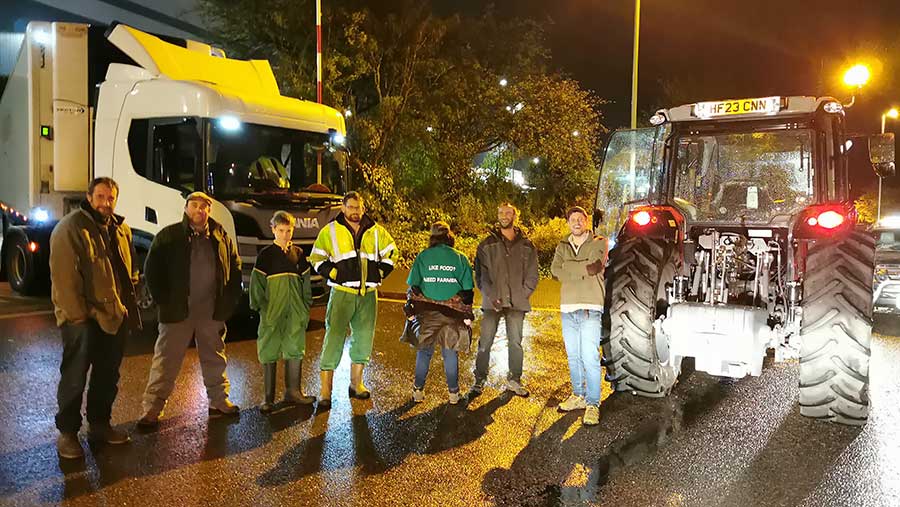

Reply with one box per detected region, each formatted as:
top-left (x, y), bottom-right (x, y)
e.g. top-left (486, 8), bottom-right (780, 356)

top-left (217, 116), bottom-right (242, 131)
top-left (32, 208), bottom-right (50, 223)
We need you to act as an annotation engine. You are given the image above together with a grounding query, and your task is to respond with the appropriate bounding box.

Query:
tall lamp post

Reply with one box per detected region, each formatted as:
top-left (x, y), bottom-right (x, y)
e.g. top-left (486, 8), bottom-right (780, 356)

top-left (877, 107), bottom-right (899, 223)
top-left (630, 0), bottom-right (640, 129)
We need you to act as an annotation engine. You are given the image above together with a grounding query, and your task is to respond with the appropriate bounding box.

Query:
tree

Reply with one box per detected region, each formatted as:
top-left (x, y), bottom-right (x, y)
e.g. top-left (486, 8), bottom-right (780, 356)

top-left (196, 0), bottom-right (605, 226)
top-left (855, 192), bottom-right (878, 225)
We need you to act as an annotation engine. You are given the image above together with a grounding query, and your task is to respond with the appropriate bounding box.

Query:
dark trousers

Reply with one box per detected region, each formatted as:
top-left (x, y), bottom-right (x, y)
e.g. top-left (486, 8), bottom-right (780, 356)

top-left (55, 320), bottom-right (126, 433)
top-left (474, 309), bottom-right (526, 383)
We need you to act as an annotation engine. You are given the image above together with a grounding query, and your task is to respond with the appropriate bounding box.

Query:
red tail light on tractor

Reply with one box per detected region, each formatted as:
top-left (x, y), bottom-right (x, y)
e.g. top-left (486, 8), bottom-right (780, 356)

top-left (625, 206), bottom-right (683, 241)
top-left (795, 205), bottom-right (855, 238)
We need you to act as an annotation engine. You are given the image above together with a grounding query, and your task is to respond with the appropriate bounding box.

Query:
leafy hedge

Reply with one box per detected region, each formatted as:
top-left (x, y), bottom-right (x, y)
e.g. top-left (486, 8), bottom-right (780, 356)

top-left (388, 217), bottom-right (571, 278)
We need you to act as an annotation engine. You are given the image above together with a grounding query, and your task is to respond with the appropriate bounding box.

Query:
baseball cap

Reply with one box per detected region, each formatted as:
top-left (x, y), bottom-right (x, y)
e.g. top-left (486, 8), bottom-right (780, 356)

top-left (185, 191), bottom-right (213, 206)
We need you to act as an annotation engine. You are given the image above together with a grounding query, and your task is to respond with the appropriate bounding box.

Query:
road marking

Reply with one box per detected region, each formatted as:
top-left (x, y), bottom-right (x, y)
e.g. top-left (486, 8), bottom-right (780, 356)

top-left (378, 297), bottom-right (561, 313)
top-left (0, 310), bottom-right (54, 321)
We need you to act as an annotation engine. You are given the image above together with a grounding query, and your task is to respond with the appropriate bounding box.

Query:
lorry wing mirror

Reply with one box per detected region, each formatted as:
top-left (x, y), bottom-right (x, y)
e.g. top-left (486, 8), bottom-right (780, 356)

top-left (869, 132), bottom-right (895, 171)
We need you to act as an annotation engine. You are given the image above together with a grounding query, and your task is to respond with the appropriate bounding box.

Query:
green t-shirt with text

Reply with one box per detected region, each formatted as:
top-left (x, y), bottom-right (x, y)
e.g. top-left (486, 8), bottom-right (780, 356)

top-left (407, 244), bottom-right (474, 301)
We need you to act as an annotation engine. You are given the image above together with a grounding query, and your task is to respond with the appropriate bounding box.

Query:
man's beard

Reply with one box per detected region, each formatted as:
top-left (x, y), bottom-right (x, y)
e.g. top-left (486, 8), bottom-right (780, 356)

top-left (499, 220), bottom-right (513, 229)
top-left (348, 213), bottom-right (361, 223)
top-left (95, 206), bottom-right (113, 218)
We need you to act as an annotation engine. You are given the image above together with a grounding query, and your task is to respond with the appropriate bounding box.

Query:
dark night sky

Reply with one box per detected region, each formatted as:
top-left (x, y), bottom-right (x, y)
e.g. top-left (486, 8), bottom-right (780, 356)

top-left (436, 0), bottom-right (900, 196)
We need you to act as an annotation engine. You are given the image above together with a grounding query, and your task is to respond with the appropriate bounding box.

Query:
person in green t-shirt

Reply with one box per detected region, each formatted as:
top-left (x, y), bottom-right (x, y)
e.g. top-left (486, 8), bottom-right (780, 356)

top-left (404, 222), bottom-right (475, 405)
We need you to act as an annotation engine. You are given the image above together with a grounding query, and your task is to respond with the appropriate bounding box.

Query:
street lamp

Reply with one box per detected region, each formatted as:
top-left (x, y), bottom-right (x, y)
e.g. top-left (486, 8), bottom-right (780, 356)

top-left (630, 0), bottom-right (640, 129)
top-left (843, 64), bottom-right (870, 88)
top-left (882, 108), bottom-right (898, 134)
top-left (877, 107), bottom-right (899, 222)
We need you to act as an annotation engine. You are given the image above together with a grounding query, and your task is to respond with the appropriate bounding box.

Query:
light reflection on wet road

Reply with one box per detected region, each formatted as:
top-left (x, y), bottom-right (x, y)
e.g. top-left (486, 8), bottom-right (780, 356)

top-left (0, 294), bottom-right (899, 506)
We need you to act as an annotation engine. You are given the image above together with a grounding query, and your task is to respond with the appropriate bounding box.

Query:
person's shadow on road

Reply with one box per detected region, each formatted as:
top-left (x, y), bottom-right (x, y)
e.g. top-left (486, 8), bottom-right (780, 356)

top-left (26, 403), bottom-right (317, 501)
top-left (257, 392), bottom-right (514, 487)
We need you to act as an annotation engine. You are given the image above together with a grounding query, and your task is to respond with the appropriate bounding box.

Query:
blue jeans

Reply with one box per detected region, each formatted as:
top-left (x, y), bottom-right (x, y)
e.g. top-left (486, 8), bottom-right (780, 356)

top-left (561, 310), bottom-right (603, 405)
top-left (415, 347), bottom-right (459, 393)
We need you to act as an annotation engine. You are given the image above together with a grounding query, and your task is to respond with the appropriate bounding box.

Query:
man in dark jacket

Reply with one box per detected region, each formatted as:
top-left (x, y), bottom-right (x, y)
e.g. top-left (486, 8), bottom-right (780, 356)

top-left (137, 192), bottom-right (242, 427)
top-left (471, 203), bottom-right (539, 397)
top-left (49, 177), bottom-right (140, 459)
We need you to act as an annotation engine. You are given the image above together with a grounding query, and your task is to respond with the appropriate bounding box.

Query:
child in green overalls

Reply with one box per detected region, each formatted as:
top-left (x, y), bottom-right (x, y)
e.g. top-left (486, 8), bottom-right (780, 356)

top-left (250, 211), bottom-right (315, 412)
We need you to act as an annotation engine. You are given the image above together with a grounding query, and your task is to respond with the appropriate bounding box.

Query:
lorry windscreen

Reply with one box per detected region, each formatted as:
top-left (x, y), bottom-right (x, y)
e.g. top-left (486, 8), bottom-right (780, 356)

top-left (207, 121), bottom-right (346, 199)
top-left (672, 128), bottom-right (814, 223)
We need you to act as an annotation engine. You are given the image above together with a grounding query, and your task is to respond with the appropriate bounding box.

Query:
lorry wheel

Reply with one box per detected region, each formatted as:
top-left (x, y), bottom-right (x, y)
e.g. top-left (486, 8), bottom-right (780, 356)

top-left (799, 230), bottom-right (874, 425)
top-left (602, 235), bottom-right (679, 397)
top-left (5, 232), bottom-right (39, 296)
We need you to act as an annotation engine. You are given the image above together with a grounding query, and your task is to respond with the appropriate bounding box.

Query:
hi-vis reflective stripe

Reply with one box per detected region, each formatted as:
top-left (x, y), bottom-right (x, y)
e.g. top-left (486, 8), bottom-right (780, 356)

top-left (380, 258), bottom-right (394, 266)
top-left (380, 244), bottom-right (395, 257)
top-left (374, 228), bottom-right (380, 262)
top-left (364, 282), bottom-right (380, 287)
top-left (333, 251), bottom-right (357, 262)
top-left (314, 260), bottom-right (326, 270)
top-left (311, 247), bottom-right (328, 257)
top-left (360, 252), bottom-right (378, 261)
top-left (329, 222), bottom-right (340, 259)
top-left (327, 280), bottom-right (362, 288)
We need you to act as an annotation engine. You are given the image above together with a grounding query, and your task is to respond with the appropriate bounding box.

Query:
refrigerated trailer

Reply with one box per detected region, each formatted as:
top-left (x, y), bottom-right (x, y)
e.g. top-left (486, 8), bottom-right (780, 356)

top-left (0, 22), bottom-right (349, 311)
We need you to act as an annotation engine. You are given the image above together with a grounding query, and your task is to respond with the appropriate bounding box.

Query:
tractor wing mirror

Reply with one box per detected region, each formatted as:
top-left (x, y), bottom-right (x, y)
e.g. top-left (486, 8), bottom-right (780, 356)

top-left (592, 209), bottom-right (605, 230)
top-left (870, 133), bottom-right (896, 177)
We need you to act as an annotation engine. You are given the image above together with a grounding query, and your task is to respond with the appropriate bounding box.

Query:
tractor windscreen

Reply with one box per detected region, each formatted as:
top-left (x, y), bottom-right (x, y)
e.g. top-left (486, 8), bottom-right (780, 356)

top-left (672, 129), bottom-right (814, 223)
top-left (595, 126), bottom-right (669, 239)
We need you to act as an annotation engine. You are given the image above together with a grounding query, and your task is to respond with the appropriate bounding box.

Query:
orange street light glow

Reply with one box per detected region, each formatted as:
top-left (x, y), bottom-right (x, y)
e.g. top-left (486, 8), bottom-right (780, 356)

top-left (843, 64), bottom-right (871, 88)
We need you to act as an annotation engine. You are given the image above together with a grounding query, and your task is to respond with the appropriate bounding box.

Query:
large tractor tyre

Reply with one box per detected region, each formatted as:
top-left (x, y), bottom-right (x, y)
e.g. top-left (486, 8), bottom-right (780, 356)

top-left (799, 230), bottom-right (875, 425)
top-left (602, 235), bottom-right (680, 397)
top-left (5, 231), bottom-right (41, 296)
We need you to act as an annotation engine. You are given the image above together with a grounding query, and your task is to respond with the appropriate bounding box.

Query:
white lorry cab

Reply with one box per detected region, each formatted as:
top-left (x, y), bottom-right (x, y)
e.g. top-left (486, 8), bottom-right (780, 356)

top-left (0, 22), bottom-right (349, 308)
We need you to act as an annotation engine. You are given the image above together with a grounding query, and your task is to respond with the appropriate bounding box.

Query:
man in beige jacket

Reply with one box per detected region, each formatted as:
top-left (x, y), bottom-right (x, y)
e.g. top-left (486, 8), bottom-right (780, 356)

top-left (49, 177), bottom-right (140, 459)
top-left (550, 206), bottom-right (608, 426)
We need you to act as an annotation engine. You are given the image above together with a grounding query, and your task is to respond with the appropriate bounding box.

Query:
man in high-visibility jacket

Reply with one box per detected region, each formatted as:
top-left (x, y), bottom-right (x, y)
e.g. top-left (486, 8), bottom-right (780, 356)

top-left (309, 191), bottom-right (398, 408)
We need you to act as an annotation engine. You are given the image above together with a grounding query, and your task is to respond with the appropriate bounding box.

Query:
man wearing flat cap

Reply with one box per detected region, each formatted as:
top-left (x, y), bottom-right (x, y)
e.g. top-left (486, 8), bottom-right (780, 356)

top-left (138, 191), bottom-right (242, 427)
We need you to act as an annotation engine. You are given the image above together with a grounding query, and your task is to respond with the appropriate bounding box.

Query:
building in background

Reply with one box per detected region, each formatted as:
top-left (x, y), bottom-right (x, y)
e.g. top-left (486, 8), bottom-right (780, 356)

top-left (0, 0), bottom-right (207, 75)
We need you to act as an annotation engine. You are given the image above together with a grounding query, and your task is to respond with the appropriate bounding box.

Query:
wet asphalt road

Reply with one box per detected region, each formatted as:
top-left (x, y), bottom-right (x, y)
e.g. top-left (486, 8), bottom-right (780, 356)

top-left (1, 286), bottom-right (900, 506)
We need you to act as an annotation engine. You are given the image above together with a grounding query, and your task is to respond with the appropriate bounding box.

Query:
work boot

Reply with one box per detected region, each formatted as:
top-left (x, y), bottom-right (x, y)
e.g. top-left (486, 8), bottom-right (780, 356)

top-left (469, 378), bottom-right (486, 396)
top-left (88, 423), bottom-right (131, 444)
top-left (506, 379), bottom-right (530, 397)
top-left (283, 359), bottom-right (315, 405)
top-left (318, 370), bottom-right (334, 410)
top-left (583, 405), bottom-right (600, 426)
top-left (56, 432), bottom-right (84, 459)
top-left (260, 362), bottom-right (277, 413)
top-left (209, 399), bottom-right (240, 418)
top-left (137, 410), bottom-right (160, 429)
top-left (558, 394), bottom-right (587, 412)
top-left (348, 363), bottom-right (371, 399)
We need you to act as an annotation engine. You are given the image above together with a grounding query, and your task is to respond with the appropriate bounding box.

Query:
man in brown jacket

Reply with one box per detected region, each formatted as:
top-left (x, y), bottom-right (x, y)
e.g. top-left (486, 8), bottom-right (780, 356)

top-left (49, 177), bottom-right (140, 459)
